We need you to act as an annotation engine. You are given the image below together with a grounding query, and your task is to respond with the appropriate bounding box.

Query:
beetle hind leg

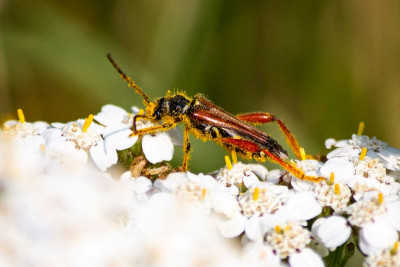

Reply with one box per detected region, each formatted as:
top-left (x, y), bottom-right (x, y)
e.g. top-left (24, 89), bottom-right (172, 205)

top-left (263, 150), bottom-right (325, 183)
top-left (218, 137), bottom-right (325, 183)
top-left (237, 112), bottom-right (314, 160)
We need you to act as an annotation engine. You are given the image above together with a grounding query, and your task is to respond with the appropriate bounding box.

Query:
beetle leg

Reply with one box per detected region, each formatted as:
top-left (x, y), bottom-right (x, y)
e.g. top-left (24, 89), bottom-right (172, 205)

top-left (181, 126), bottom-right (191, 172)
top-left (262, 150), bottom-right (325, 183)
top-left (129, 120), bottom-right (176, 137)
top-left (236, 112), bottom-right (311, 160)
top-left (217, 138), bottom-right (261, 153)
top-left (133, 114), bottom-right (151, 132)
top-left (218, 138), bottom-right (324, 183)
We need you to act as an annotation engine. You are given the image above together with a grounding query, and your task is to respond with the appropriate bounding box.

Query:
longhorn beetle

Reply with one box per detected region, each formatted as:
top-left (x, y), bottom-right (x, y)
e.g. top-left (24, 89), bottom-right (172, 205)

top-left (107, 54), bottom-right (324, 183)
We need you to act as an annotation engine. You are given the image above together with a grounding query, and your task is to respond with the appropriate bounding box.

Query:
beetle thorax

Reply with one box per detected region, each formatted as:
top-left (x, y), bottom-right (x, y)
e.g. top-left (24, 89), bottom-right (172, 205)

top-left (153, 95), bottom-right (191, 120)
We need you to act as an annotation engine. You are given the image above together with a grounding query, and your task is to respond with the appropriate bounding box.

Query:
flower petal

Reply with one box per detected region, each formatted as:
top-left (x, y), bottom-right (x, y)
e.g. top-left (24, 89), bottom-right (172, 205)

top-left (166, 127), bottom-right (183, 146)
top-left (95, 104), bottom-right (129, 126)
top-left (243, 173), bottom-right (261, 189)
top-left (142, 133), bottom-right (174, 164)
top-left (42, 128), bottom-right (65, 144)
top-left (320, 158), bottom-right (355, 183)
top-left (186, 172), bottom-right (218, 188)
top-left (120, 172), bottom-right (153, 194)
top-left (285, 191), bottom-right (322, 221)
top-left (213, 213), bottom-right (246, 238)
top-left (154, 172), bottom-right (188, 192)
top-left (312, 216), bottom-right (351, 250)
top-left (359, 219), bottom-right (398, 255)
top-left (90, 140), bottom-right (116, 171)
top-left (385, 200), bottom-right (400, 232)
top-left (245, 216), bottom-right (267, 241)
top-left (103, 124), bottom-right (137, 150)
top-left (289, 248), bottom-right (324, 267)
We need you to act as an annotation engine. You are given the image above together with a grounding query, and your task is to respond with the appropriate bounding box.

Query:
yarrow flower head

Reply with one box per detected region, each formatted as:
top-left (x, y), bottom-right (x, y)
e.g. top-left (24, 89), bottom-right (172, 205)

top-left (215, 153), bottom-right (268, 194)
top-left (43, 115), bottom-right (117, 171)
top-left (264, 221), bottom-right (324, 266)
top-left (327, 133), bottom-right (400, 171)
top-left (363, 242), bottom-right (400, 267)
top-left (347, 192), bottom-right (400, 255)
top-left (1, 109), bottom-right (48, 153)
top-left (312, 174), bottom-right (352, 212)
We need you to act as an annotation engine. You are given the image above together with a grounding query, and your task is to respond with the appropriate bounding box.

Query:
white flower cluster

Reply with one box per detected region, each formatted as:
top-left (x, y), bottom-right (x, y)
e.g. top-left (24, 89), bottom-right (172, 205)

top-left (0, 106), bottom-right (182, 172)
top-left (2, 107), bottom-right (400, 267)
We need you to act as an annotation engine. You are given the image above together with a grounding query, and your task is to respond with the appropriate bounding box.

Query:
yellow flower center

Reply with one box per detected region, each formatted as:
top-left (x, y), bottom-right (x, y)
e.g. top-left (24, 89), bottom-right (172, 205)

top-left (82, 114), bottom-right (94, 133)
top-left (253, 187), bottom-right (260, 201)
top-left (17, 109), bottom-right (26, 123)
top-left (201, 188), bottom-right (207, 200)
top-left (357, 121), bottom-right (365, 136)
top-left (391, 242), bottom-right (399, 255)
top-left (378, 192), bottom-right (384, 205)
top-left (300, 147), bottom-right (306, 161)
top-left (329, 172), bottom-right (335, 185)
top-left (231, 150), bottom-right (238, 164)
top-left (359, 147), bottom-right (368, 161)
top-left (334, 184), bottom-right (341, 195)
top-left (224, 155), bottom-right (233, 170)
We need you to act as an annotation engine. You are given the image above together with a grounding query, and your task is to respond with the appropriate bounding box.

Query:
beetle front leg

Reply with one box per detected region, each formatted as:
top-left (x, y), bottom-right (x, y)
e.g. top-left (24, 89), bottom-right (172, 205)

top-left (236, 112), bottom-right (311, 160)
top-left (129, 120), bottom-right (176, 137)
top-left (133, 114), bottom-right (150, 132)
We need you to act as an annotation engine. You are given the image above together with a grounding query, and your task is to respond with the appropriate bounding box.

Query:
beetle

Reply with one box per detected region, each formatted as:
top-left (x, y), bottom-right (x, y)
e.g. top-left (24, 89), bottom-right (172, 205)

top-left (107, 54), bottom-right (324, 182)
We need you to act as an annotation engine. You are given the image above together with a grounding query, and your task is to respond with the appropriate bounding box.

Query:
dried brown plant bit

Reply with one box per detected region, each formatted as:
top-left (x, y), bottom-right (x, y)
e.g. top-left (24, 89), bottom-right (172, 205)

top-left (144, 163), bottom-right (172, 179)
top-left (129, 156), bottom-right (148, 178)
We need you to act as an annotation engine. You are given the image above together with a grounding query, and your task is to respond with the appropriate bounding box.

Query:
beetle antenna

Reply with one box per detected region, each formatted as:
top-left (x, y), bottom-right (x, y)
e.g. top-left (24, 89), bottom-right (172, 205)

top-left (107, 54), bottom-right (151, 106)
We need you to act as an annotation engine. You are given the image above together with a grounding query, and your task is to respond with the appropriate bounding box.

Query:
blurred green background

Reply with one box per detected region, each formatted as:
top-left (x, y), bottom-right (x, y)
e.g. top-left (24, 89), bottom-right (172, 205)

top-left (1, 0), bottom-right (400, 173)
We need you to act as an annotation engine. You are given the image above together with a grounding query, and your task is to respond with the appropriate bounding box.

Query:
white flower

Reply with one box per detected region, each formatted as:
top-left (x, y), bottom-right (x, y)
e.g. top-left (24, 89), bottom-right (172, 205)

top-left (154, 171), bottom-right (232, 208)
top-left (312, 181), bottom-right (351, 212)
top-left (95, 104), bottom-right (183, 164)
top-left (265, 222), bottom-right (324, 266)
top-left (276, 191), bottom-right (323, 224)
top-left (363, 243), bottom-right (400, 267)
top-left (142, 132), bottom-right (175, 163)
top-left (1, 119), bottom-right (48, 138)
top-left (1, 116), bottom-right (48, 154)
top-left (348, 157), bottom-right (400, 200)
top-left (326, 135), bottom-right (400, 171)
top-left (43, 117), bottom-right (117, 171)
top-left (288, 247), bottom-right (325, 267)
top-left (242, 241), bottom-right (281, 267)
top-left (215, 162), bottom-right (268, 193)
top-left (319, 157), bottom-right (355, 184)
top-left (347, 192), bottom-right (400, 255)
top-left (237, 185), bottom-right (288, 240)
top-left (289, 159), bottom-right (324, 192)
top-left (312, 216), bottom-right (351, 250)
top-left (0, 157), bottom-right (135, 267)
top-left (266, 169), bottom-right (284, 184)
top-left (214, 184), bottom-right (321, 241)
top-left (129, 192), bottom-right (243, 267)
top-left (95, 104), bottom-right (138, 151)
top-left (120, 171), bottom-right (153, 202)
top-left (372, 147), bottom-right (400, 172)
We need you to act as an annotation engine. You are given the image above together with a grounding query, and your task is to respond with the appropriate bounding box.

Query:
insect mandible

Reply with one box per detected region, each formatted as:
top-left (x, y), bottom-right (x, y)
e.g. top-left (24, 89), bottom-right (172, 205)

top-left (107, 54), bottom-right (325, 183)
